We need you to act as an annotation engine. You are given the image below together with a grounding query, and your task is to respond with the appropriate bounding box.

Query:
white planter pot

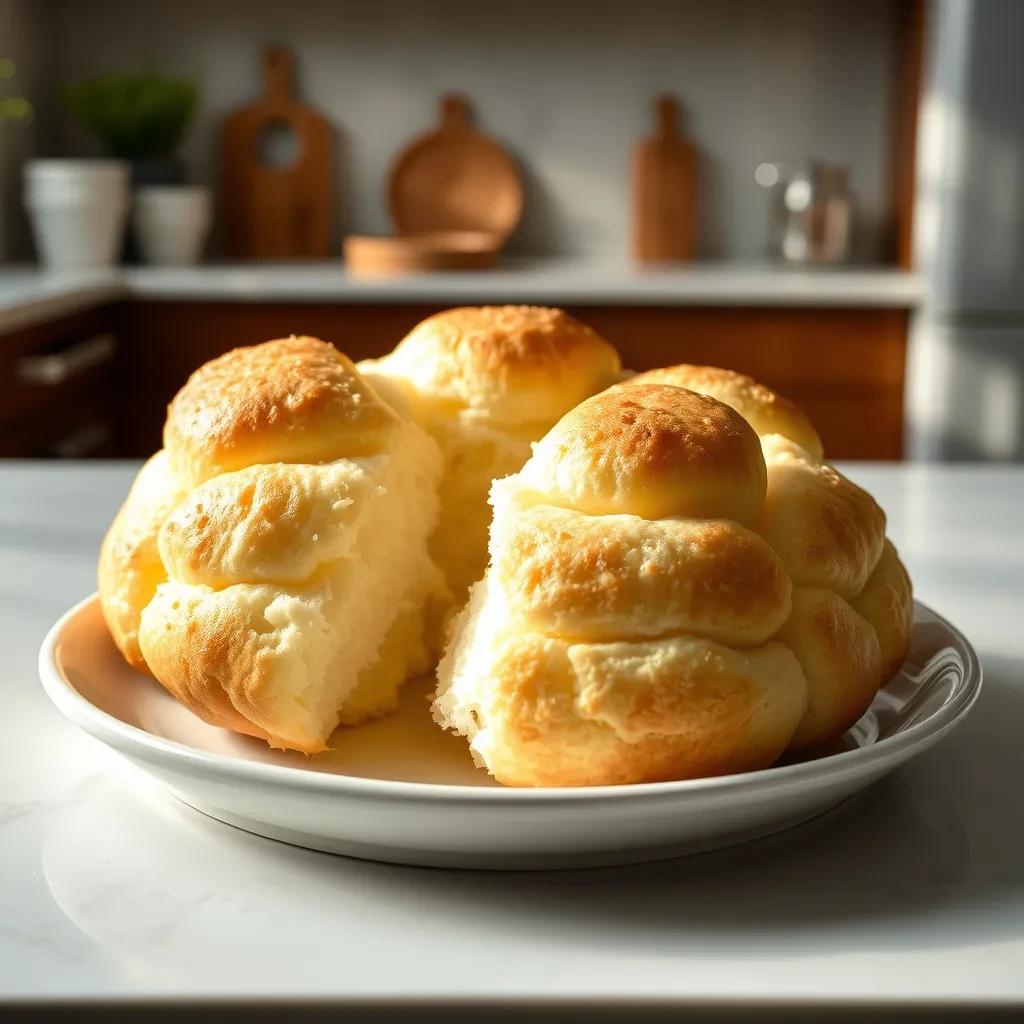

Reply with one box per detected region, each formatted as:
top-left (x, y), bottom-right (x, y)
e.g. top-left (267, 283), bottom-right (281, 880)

top-left (132, 186), bottom-right (211, 266)
top-left (24, 159), bottom-right (130, 270)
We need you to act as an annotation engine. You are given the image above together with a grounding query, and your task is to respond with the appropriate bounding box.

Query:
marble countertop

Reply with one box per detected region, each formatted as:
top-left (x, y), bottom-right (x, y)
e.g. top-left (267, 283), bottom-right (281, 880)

top-left (2, 462), bottom-right (1021, 1014)
top-left (0, 269), bottom-right (125, 334)
top-left (0, 262), bottom-right (924, 334)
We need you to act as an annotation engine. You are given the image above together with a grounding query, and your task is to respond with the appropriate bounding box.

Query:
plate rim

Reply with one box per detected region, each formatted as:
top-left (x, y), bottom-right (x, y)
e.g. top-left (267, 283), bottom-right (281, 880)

top-left (39, 593), bottom-right (983, 804)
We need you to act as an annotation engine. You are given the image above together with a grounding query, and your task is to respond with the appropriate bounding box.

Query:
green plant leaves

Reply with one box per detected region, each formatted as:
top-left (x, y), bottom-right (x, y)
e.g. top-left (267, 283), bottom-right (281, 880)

top-left (64, 72), bottom-right (198, 159)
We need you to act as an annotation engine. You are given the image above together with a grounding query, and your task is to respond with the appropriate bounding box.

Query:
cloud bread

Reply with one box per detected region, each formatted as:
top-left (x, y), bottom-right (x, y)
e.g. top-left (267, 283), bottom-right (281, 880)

top-left (98, 336), bottom-right (446, 752)
top-left (629, 363), bottom-right (824, 459)
top-left (625, 365), bottom-right (910, 753)
top-left (434, 384), bottom-right (810, 786)
top-left (850, 539), bottom-right (913, 680)
top-left (489, 496), bottom-right (791, 647)
top-left (518, 384), bottom-right (767, 524)
top-left (97, 450), bottom-right (188, 670)
top-left (436, 581), bottom-right (809, 788)
top-left (166, 335), bottom-right (396, 488)
top-left (758, 434), bottom-right (886, 600)
top-left (435, 377), bottom-right (913, 786)
top-left (358, 306), bottom-right (622, 600)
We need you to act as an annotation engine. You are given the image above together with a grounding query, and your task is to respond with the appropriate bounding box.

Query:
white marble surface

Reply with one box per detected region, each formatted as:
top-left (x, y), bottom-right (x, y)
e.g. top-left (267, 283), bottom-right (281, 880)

top-left (0, 268), bottom-right (125, 334)
top-left (126, 262), bottom-right (925, 307)
top-left (0, 262), bottom-right (924, 335)
top-left (1, 462), bottom-right (1022, 1013)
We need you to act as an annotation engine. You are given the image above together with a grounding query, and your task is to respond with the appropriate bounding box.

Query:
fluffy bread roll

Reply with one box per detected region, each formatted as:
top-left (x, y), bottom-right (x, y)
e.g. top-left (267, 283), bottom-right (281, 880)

top-left (623, 365), bottom-right (909, 752)
top-left (97, 450), bottom-right (187, 669)
top-left (98, 336), bottom-right (446, 752)
top-left (358, 306), bottom-right (622, 600)
top-left (774, 587), bottom-right (882, 751)
top-left (518, 384), bottom-right (767, 524)
top-left (629, 363), bottom-right (824, 459)
top-left (850, 539), bottom-right (913, 680)
top-left (436, 581), bottom-right (808, 788)
top-left (434, 384), bottom-right (810, 786)
top-left (435, 375), bottom-right (913, 786)
top-left (165, 335), bottom-right (396, 487)
top-left (490, 495), bottom-right (791, 647)
top-left (758, 434), bottom-right (886, 599)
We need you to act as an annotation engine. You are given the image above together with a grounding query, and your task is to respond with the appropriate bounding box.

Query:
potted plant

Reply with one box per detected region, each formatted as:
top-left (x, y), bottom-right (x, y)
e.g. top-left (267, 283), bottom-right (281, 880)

top-left (64, 71), bottom-right (198, 186)
top-left (16, 62), bottom-right (130, 272)
top-left (59, 71), bottom-right (209, 266)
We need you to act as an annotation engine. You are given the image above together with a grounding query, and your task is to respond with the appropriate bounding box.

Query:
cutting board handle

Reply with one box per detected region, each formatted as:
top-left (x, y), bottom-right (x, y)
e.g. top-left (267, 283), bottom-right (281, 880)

top-left (438, 93), bottom-right (471, 131)
top-left (653, 94), bottom-right (680, 140)
top-left (263, 46), bottom-right (294, 102)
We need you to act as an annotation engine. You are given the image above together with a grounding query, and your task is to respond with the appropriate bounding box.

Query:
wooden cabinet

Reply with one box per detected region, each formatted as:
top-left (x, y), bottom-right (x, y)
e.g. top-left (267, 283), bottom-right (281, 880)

top-left (0, 309), bottom-right (119, 457)
top-left (580, 306), bottom-right (908, 459)
top-left (0, 299), bottom-right (906, 460)
top-left (114, 301), bottom-right (908, 459)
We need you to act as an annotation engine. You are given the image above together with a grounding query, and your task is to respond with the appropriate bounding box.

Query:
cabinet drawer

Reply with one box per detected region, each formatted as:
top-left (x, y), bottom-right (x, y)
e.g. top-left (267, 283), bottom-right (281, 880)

top-left (0, 382), bottom-right (116, 458)
top-left (0, 309), bottom-right (119, 429)
top-left (114, 301), bottom-right (909, 461)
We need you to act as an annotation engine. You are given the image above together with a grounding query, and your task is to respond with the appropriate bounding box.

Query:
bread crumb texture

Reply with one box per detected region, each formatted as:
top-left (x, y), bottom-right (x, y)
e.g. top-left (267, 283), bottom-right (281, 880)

top-left (435, 370), bottom-right (912, 786)
top-left (359, 306), bottom-right (623, 601)
top-left (96, 317), bottom-right (911, 781)
top-left (99, 336), bottom-right (447, 752)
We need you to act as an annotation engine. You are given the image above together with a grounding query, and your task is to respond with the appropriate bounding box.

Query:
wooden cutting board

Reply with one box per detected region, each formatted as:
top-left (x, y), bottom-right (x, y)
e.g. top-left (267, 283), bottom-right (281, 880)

top-left (343, 231), bottom-right (499, 278)
top-left (220, 47), bottom-right (333, 259)
top-left (632, 94), bottom-right (697, 264)
top-left (388, 94), bottom-right (522, 241)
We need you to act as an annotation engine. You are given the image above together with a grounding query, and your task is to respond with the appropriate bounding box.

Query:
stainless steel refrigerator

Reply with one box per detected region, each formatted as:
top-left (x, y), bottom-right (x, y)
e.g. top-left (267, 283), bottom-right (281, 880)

top-left (908, 0), bottom-right (1024, 460)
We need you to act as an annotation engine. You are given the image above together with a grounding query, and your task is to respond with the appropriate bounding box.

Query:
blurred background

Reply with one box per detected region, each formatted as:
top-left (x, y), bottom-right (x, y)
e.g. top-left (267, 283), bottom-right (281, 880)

top-left (0, 0), bottom-right (1021, 462)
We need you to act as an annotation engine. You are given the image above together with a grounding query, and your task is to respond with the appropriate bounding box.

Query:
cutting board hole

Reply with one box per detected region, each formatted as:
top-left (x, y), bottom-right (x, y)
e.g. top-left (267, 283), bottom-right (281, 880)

top-left (256, 120), bottom-right (302, 169)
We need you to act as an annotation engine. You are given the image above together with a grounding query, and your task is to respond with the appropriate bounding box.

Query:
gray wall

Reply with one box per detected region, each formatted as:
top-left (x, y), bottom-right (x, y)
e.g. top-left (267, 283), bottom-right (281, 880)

top-left (34, 0), bottom-right (898, 261)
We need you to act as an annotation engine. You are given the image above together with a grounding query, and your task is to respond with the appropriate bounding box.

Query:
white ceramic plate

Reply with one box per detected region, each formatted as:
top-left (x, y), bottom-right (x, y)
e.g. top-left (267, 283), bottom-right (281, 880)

top-left (40, 595), bottom-right (981, 870)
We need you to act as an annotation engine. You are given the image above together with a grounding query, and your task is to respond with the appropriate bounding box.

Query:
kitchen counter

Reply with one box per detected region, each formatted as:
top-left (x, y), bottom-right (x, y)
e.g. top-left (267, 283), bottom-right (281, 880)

top-left (1, 461), bottom-right (1021, 1017)
top-left (0, 269), bottom-right (125, 334)
top-left (0, 262), bottom-right (924, 334)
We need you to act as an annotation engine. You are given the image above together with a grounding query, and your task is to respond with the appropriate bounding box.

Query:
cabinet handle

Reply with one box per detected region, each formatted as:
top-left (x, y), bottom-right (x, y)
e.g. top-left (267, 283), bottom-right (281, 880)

top-left (44, 421), bottom-right (112, 458)
top-left (18, 333), bottom-right (116, 386)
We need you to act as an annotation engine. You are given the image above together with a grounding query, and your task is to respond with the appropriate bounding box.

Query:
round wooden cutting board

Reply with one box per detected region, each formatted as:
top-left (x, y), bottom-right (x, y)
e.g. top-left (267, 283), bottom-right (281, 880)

top-left (343, 231), bottom-right (499, 277)
top-left (388, 94), bottom-right (523, 241)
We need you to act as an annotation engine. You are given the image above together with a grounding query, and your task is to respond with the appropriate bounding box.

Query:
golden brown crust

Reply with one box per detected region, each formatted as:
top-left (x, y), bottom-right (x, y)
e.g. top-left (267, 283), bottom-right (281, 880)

top-left (629, 363), bottom-right (824, 459)
top-left (490, 496), bottom-right (791, 647)
top-left (101, 336), bottom-right (445, 754)
top-left (375, 305), bottom-right (622, 424)
top-left (850, 539), bottom-right (913, 679)
top-left (138, 582), bottom-right (284, 745)
top-left (434, 384), bottom-right (807, 786)
top-left (435, 369), bottom-right (912, 787)
top-left (521, 383), bottom-right (767, 525)
top-left (360, 306), bottom-right (624, 599)
top-left (164, 336), bottom-right (397, 487)
top-left (775, 587), bottom-right (883, 751)
top-left (101, 321), bottom-right (913, 779)
top-left (157, 459), bottom-right (381, 587)
top-left (97, 451), bottom-right (187, 670)
top-left (137, 417), bottom-right (445, 752)
top-left (759, 435), bottom-right (886, 599)
top-left (435, 602), bottom-right (807, 787)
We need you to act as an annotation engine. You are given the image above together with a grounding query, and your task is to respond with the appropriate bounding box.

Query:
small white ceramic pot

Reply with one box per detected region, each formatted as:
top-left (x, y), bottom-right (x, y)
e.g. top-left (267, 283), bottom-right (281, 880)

top-left (23, 159), bottom-right (130, 270)
top-left (132, 185), bottom-right (211, 266)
